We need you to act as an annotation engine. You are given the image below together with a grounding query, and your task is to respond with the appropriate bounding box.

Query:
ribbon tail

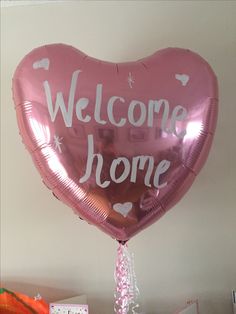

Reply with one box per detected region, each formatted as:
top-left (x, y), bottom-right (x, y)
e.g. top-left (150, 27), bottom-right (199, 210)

top-left (114, 243), bottom-right (141, 314)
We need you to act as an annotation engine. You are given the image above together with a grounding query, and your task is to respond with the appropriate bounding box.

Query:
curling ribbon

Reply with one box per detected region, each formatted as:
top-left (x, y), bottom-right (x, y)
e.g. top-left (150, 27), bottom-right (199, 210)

top-left (114, 243), bottom-right (141, 314)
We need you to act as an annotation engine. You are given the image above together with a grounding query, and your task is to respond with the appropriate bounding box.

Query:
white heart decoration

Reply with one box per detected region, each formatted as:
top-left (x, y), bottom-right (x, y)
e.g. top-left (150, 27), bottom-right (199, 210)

top-left (175, 73), bottom-right (190, 86)
top-left (113, 202), bottom-right (133, 218)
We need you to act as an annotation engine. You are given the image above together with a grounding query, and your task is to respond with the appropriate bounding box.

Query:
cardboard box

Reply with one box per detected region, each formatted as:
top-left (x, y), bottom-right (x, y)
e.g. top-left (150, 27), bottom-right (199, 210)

top-left (175, 300), bottom-right (199, 314)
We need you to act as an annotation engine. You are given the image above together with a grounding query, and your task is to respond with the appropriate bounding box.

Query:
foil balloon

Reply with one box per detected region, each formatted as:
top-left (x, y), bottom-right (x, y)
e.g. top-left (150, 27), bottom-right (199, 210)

top-left (12, 44), bottom-right (218, 242)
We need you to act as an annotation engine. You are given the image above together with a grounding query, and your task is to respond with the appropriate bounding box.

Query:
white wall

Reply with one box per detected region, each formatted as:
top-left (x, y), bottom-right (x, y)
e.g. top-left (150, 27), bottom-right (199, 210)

top-left (1, 1), bottom-right (236, 313)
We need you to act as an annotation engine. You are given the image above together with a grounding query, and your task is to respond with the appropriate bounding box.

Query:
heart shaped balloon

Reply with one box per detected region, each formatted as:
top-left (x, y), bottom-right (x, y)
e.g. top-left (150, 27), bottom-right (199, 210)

top-left (12, 44), bottom-right (218, 241)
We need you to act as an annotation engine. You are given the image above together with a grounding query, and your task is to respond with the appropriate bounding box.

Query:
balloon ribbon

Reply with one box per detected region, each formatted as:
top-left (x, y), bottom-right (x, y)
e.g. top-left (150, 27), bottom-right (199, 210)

top-left (114, 243), bottom-right (140, 314)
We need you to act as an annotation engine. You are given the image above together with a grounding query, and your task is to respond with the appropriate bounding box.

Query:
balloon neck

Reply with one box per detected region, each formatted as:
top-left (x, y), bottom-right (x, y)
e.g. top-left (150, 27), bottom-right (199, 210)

top-left (117, 240), bottom-right (128, 246)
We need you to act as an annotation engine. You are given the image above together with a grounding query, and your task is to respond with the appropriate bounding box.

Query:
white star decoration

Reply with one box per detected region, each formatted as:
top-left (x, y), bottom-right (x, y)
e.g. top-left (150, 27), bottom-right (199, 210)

top-left (127, 72), bottom-right (135, 88)
top-left (34, 293), bottom-right (42, 301)
top-left (54, 135), bottom-right (63, 153)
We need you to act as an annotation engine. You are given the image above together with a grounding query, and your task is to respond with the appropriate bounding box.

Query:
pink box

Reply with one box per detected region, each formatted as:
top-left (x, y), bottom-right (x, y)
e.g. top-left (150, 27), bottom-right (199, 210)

top-left (50, 303), bottom-right (88, 314)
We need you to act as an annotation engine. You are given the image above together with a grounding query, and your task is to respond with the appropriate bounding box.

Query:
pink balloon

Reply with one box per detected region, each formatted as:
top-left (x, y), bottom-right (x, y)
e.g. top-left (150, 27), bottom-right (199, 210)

top-left (12, 44), bottom-right (218, 242)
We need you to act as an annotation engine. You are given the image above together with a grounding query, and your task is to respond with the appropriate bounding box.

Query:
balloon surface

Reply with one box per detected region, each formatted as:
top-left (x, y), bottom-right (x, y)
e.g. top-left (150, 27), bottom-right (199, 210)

top-left (12, 44), bottom-right (218, 241)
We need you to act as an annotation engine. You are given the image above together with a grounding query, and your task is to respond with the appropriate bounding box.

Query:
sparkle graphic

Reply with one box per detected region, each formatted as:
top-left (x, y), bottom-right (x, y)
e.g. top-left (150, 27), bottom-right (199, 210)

top-left (54, 135), bottom-right (63, 153)
top-left (127, 72), bottom-right (135, 88)
top-left (34, 293), bottom-right (42, 301)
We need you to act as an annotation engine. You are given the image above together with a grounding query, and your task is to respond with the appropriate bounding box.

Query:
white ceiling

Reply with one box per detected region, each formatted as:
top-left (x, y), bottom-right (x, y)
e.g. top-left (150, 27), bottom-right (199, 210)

top-left (1, 0), bottom-right (65, 7)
